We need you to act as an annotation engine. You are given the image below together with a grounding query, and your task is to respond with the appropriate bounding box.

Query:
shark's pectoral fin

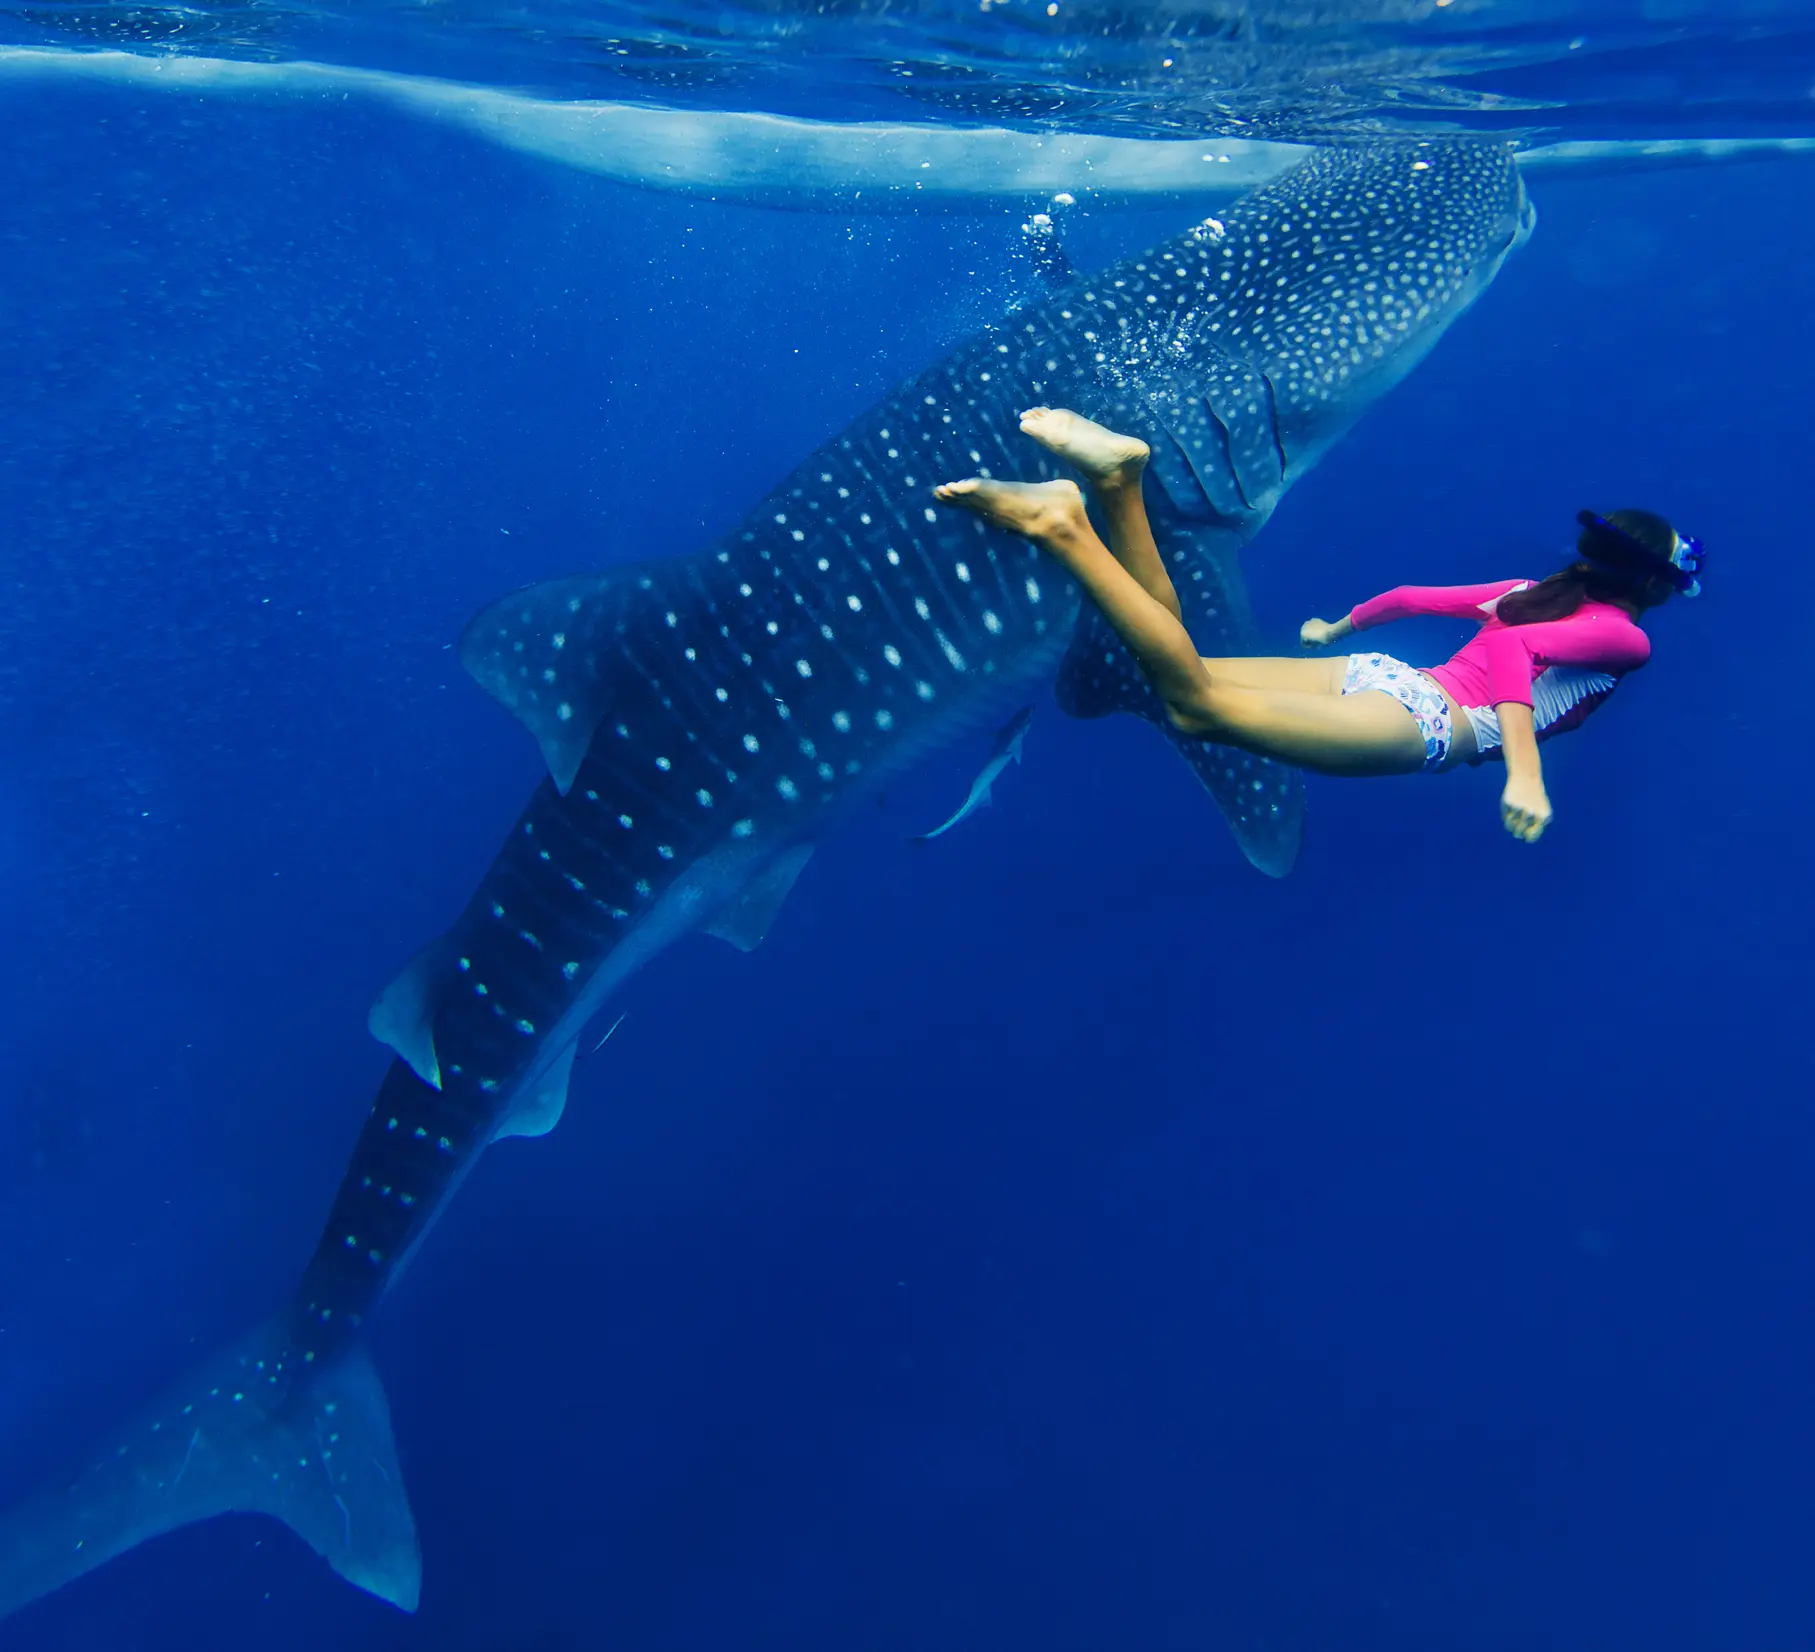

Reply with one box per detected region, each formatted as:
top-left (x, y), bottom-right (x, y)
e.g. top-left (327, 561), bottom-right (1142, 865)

top-left (368, 937), bottom-right (450, 1089)
top-left (460, 563), bottom-right (688, 795)
top-left (494, 1043), bottom-right (577, 1141)
top-left (1057, 523), bottom-right (1305, 878)
top-left (0, 1318), bottom-right (420, 1622)
top-left (704, 843), bottom-right (816, 952)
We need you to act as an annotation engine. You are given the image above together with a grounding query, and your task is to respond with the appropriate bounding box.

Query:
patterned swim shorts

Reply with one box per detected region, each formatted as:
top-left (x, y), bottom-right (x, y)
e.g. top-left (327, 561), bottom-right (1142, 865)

top-left (1341, 651), bottom-right (1452, 772)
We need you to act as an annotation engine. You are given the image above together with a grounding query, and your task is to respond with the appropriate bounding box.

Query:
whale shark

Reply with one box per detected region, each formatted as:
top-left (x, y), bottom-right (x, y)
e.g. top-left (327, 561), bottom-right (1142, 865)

top-left (0, 137), bottom-right (1533, 1625)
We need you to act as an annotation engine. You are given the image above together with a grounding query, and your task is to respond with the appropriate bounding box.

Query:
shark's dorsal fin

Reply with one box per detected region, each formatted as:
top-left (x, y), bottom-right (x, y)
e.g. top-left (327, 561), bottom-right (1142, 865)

top-left (494, 1043), bottom-right (576, 1141)
top-left (460, 565), bottom-right (680, 795)
top-left (704, 844), bottom-right (816, 952)
top-left (1056, 521), bottom-right (1305, 878)
top-left (368, 936), bottom-right (450, 1090)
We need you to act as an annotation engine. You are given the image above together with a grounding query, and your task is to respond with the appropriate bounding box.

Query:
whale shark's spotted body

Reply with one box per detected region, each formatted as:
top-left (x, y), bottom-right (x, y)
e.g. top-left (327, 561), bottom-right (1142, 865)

top-left (0, 139), bottom-right (1532, 1625)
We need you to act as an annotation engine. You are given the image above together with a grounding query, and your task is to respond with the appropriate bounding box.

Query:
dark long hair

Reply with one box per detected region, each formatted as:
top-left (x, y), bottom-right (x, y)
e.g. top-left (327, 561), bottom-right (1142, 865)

top-left (1497, 508), bottom-right (1679, 627)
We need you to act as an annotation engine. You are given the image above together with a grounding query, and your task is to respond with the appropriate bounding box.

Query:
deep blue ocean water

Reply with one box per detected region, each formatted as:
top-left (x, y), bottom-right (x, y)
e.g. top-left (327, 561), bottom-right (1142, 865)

top-left (1, 10), bottom-right (1813, 1649)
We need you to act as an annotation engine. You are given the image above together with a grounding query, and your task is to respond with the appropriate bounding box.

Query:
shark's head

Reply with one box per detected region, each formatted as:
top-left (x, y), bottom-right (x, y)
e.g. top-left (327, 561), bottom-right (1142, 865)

top-left (1090, 140), bottom-right (1534, 536)
top-left (1202, 139), bottom-right (1533, 479)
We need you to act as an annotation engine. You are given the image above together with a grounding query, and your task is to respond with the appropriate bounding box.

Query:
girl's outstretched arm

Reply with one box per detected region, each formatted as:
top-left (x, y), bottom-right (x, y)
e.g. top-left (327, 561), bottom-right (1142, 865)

top-left (1347, 580), bottom-right (1534, 629)
top-left (1302, 578), bottom-right (1537, 652)
top-left (1498, 702), bottom-right (1551, 842)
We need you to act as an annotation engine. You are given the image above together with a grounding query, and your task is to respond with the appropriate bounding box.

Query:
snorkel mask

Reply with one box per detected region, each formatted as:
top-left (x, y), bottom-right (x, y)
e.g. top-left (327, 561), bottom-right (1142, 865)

top-left (1576, 509), bottom-right (1705, 598)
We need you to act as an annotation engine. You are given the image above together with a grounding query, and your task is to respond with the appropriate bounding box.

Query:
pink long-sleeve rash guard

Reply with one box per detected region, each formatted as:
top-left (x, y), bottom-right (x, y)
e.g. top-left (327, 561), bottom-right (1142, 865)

top-left (1347, 580), bottom-right (1651, 743)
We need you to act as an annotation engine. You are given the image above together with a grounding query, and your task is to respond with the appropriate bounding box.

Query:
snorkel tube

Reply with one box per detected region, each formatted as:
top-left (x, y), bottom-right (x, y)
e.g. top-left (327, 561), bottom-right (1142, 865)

top-left (1576, 508), bottom-right (1706, 598)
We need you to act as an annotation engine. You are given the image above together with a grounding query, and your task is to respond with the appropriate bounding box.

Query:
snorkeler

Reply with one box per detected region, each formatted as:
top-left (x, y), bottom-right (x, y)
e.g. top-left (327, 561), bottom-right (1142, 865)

top-left (934, 408), bottom-right (1703, 844)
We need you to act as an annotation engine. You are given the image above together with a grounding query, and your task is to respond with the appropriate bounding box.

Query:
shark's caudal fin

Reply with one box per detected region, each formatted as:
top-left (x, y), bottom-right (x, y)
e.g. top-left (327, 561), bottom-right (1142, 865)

top-left (1058, 521), bottom-right (1304, 879)
top-left (0, 1317), bottom-right (419, 1622)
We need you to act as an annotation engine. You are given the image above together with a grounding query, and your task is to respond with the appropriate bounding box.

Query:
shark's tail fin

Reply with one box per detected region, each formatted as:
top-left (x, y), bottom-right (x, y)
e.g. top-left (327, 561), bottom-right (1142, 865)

top-left (1056, 527), bottom-right (1305, 878)
top-left (0, 1315), bottom-right (419, 1624)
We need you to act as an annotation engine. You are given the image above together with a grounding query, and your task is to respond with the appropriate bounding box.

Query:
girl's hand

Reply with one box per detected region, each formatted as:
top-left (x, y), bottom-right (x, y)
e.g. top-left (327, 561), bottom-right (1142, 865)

top-left (1300, 617), bottom-right (1340, 649)
top-left (1500, 772), bottom-right (1553, 843)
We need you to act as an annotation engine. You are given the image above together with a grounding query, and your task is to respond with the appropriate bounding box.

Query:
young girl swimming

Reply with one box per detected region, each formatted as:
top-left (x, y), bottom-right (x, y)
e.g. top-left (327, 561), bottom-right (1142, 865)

top-left (935, 408), bottom-right (1702, 844)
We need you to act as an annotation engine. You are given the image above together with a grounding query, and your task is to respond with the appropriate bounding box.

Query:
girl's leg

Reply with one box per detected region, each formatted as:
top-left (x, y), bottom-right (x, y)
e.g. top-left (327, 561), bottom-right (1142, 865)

top-left (932, 475), bottom-right (1423, 777)
top-left (1016, 407), bottom-right (1344, 696)
top-left (1198, 655), bottom-right (1348, 694)
top-left (1017, 407), bottom-right (1182, 618)
top-left (1180, 681), bottom-right (1426, 775)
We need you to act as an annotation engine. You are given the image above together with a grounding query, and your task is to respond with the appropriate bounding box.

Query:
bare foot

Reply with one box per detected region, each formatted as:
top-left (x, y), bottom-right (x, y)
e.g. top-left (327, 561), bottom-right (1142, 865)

top-left (932, 477), bottom-right (1089, 545)
top-left (1018, 407), bottom-right (1149, 487)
